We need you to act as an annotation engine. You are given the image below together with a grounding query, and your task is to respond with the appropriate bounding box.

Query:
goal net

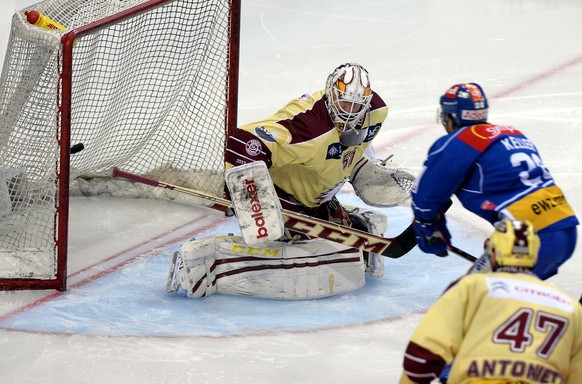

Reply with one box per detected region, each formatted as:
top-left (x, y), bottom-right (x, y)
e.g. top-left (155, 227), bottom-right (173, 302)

top-left (0, 0), bottom-right (240, 291)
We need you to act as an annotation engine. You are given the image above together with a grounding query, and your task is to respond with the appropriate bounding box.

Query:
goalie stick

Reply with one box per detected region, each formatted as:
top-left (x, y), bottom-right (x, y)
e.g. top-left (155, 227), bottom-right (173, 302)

top-left (111, 167), bottom-right (418, 258)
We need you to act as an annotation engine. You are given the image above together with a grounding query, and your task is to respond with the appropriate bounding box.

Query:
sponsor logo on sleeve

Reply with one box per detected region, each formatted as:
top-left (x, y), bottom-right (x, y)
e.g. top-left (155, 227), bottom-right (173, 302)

top-left (364, 123), bottom-right (381, 142)
top-left (254, 126), bottom-right (277, 143)
top-left (326, 143), bottom-right (343, 159)
top-left (245, 139), bottom-right (263, 157)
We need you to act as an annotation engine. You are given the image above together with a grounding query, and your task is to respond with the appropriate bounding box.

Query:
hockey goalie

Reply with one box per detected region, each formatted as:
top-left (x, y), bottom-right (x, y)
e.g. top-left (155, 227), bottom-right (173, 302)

top-left (167, 63), bottom-right (415, 300)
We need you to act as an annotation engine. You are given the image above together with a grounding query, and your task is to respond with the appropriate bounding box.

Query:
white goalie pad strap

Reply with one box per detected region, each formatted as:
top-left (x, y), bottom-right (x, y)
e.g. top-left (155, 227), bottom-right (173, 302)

top-left (357, 208), bottom-right (388, 236)
top-left (225, 161), bottom-right (285, 245)
top-left (361, 210), bottom-right (386, 277)
top-left (179, 238), bottom-right (218, 298)
top-left (350, 156), bottom-right (415, 207)
top-left (179, 236), bottom-right (365, 300)
top-left (347, 207), bottom-right (387, 277)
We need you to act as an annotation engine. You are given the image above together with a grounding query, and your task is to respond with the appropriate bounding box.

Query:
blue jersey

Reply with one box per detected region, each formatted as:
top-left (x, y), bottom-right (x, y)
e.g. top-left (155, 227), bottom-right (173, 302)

top-left (412, 123), bottom-right (578, 233)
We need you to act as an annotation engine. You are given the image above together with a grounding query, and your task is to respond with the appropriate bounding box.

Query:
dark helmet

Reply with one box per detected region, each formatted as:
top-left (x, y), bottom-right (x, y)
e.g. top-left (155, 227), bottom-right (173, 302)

top-left (438, 83), bottom-right (489, 128)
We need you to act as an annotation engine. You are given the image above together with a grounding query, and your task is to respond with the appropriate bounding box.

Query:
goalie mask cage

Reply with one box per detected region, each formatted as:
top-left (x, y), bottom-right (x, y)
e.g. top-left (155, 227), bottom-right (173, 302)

top-left (0, 0), bottom-right (240, 291)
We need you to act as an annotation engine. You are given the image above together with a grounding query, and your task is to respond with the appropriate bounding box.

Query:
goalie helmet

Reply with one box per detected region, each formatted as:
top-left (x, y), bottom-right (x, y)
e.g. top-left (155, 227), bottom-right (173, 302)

top-left (438, 83), bottom-right (489, 129)
top-left (325, 63), bottom-right (373, 145)
top-left (486, 219), bottom-right (540, 269)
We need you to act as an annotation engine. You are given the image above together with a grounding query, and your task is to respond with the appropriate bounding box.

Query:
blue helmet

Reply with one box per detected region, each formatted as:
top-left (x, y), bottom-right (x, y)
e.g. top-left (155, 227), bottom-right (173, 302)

top-left (439, 83), bottom-right (489, 127)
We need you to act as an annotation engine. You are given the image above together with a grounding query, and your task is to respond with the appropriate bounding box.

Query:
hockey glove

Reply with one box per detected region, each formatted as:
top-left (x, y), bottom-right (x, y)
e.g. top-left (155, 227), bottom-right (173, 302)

top-left (412, 215), bottom-right (451, 257)
top-left (324, 197), bottom-right (352, 227)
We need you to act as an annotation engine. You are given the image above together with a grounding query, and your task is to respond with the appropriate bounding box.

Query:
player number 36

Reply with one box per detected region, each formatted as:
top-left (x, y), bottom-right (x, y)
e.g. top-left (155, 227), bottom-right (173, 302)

top-left (511, 152), bottom-right (552, 187)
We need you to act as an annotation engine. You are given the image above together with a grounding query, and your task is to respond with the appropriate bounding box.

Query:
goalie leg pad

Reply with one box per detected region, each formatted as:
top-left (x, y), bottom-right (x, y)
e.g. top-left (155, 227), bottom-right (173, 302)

top-left (175, 238), bottom-right (219, 298)
top-left (216, 237), bottom-right (365, 300)
top-left (167, 251), bottom-right (184, 293)
top-left (178, 236), bottom-right (365, 300)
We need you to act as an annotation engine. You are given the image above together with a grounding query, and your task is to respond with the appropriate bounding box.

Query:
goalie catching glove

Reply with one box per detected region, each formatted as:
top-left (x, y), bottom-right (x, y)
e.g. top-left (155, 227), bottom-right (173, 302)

top-left (350, 155), bottom-right (415, 207)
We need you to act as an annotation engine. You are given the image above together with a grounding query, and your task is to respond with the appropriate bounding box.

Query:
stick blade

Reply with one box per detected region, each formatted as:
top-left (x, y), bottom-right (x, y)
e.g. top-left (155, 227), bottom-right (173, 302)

top-left (381, 225), bottom-right (417, 258)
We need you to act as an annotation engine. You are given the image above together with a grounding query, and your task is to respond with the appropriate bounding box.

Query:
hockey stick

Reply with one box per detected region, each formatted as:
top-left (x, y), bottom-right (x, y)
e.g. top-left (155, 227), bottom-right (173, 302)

top-left (448, 244), bottom-right (478, 262)
top-left (111, 167), bottom-right (418, 258)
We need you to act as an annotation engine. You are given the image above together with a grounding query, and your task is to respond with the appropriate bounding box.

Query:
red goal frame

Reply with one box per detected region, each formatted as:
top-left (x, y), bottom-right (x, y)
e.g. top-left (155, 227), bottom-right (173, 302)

top-left (0, 0), bottom-right (240, 291)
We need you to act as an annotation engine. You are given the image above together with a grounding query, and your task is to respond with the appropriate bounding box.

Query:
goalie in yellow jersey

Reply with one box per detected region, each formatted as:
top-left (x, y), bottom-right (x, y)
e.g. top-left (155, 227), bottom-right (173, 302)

top-left (224, 62), bottom-right (414, 275)
top-left (166, 63), bottom-right (415, 300)
top-left (400, 219), bottom-right (582, 384)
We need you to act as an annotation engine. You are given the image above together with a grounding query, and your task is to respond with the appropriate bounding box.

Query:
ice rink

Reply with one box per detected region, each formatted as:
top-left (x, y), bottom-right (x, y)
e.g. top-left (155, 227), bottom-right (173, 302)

top-left (1, 0), bottom-right (581, 383)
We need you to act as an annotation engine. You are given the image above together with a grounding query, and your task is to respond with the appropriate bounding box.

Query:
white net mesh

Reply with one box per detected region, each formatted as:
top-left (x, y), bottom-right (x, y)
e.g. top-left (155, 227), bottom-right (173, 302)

top-left (0, 0), bottom-right (236, 288)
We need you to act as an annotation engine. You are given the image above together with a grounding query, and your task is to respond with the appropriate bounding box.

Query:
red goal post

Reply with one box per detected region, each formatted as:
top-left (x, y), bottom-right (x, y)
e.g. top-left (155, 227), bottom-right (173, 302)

top-left (0, 0), bottom-right (240, 291)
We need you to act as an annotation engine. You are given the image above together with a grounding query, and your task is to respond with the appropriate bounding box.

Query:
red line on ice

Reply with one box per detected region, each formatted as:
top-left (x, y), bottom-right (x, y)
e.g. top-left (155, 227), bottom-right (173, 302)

top-left (377, 53), bottom-right (582, 152)
top-left (0, 214), bottom-right (227, 324)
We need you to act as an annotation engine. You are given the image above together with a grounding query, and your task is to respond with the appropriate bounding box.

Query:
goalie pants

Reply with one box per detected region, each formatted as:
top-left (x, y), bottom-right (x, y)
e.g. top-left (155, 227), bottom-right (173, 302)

top-left (176, 236), bottom-right (365, 300)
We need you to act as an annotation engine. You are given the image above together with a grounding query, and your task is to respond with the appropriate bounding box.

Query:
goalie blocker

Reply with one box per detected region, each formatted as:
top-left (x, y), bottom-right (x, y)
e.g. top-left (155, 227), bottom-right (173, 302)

top-left (168, 236), bottom-right (366, 300)
top-left (225, 161), bottom-right (285, 245)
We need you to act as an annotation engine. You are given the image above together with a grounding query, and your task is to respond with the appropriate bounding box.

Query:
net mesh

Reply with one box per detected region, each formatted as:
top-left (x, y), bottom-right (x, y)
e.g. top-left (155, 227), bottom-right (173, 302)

top-left (0, 0), bottom-right (235, 285)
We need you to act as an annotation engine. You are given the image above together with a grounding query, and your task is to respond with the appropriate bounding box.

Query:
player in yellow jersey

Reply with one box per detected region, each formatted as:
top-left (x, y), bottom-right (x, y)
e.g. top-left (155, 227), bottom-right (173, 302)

top-left (166, 63), bottom-right (415, 300)
top-left (224, 62), bottom-right (413, 276)
top-left (400, 219), bottom-right (582, 383)
top-left (227, 63), bottom-right (389, 211)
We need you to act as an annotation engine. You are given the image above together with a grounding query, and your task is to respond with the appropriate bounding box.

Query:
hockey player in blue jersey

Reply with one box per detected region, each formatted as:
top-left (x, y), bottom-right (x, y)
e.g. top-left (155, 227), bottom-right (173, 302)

top-left (411, 83), bottom-right (579, 286)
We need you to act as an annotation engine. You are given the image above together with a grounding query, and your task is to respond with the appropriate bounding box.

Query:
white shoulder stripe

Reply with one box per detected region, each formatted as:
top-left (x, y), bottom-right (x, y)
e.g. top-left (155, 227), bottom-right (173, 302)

top-left (404, 352), bottom-right (427, 363)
